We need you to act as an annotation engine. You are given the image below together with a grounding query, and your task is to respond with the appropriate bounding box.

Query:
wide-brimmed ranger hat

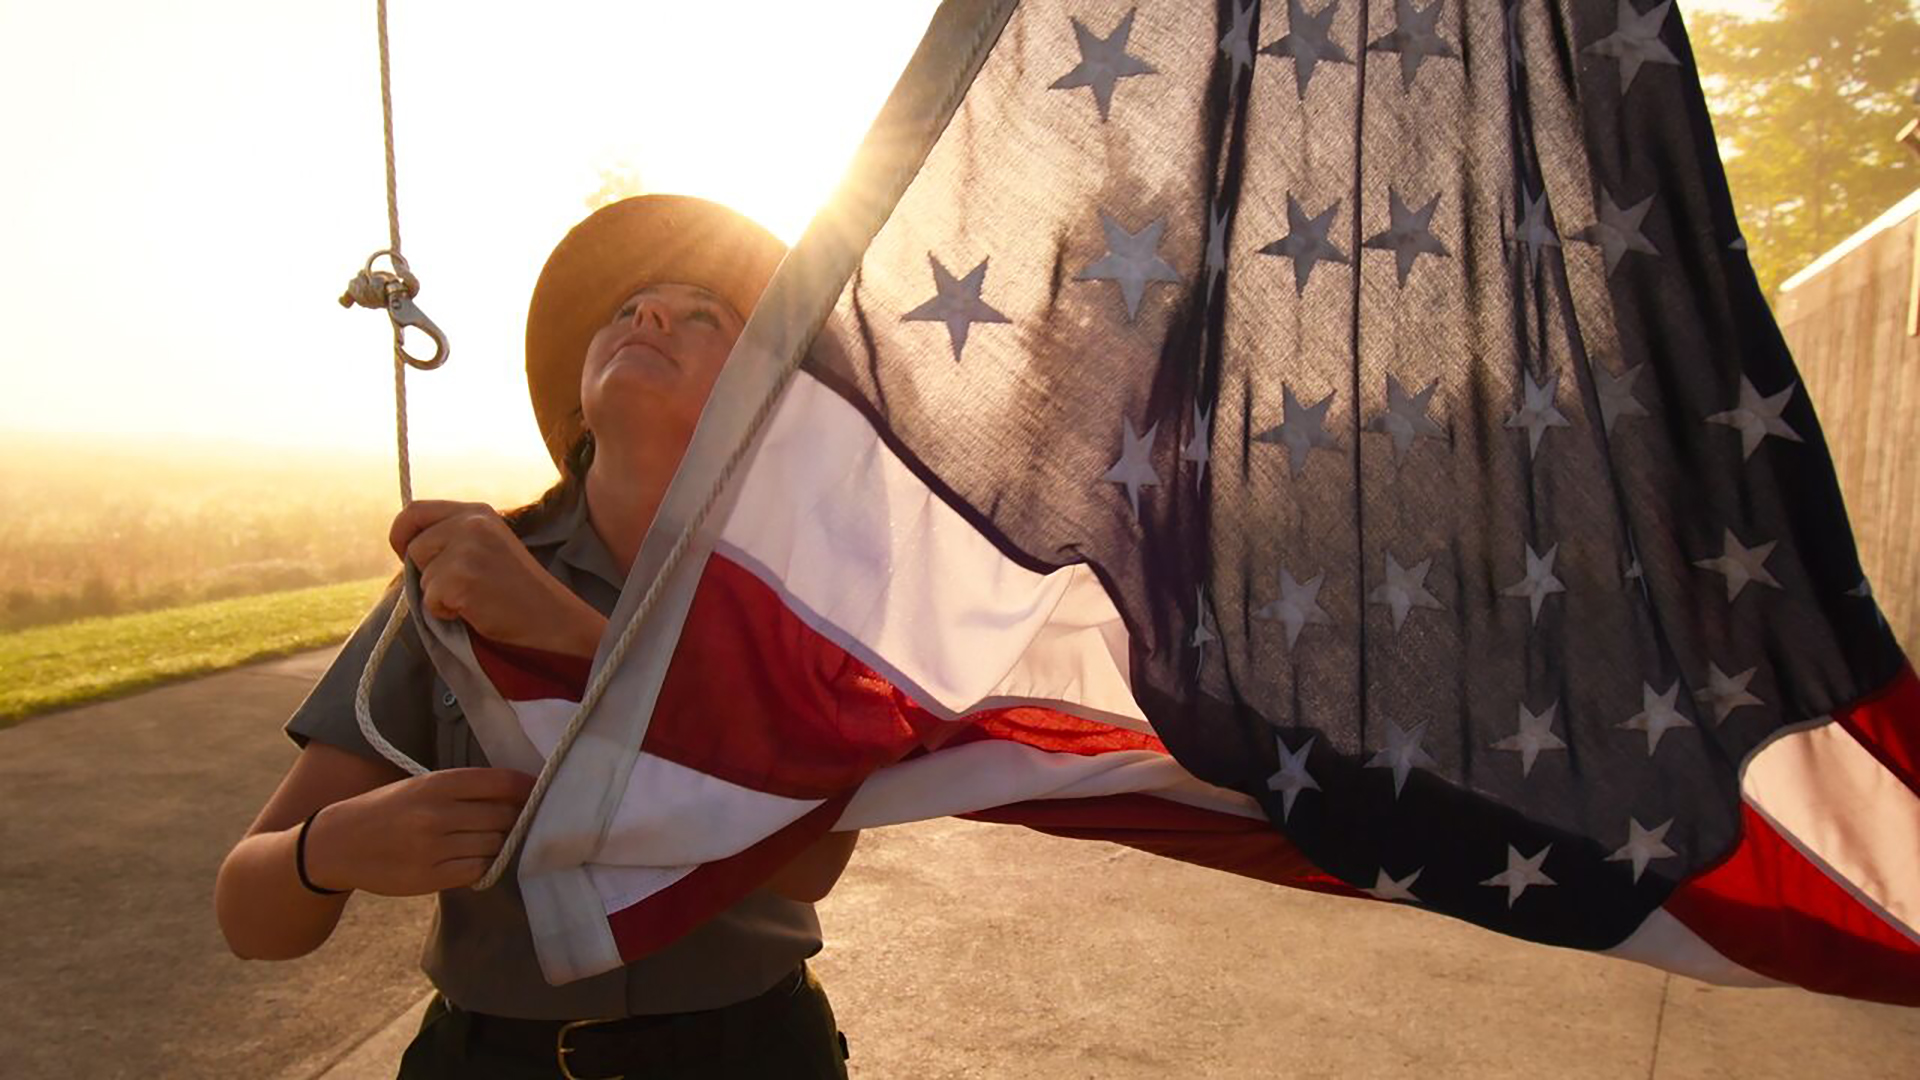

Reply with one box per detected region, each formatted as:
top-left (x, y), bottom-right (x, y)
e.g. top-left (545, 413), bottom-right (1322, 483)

top-left (525, 193), bottom-right (786, 471)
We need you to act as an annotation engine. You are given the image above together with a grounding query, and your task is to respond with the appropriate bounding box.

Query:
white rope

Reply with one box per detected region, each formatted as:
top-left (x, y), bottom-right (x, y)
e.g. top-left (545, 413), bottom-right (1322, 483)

top-left (377, 0), bottom-right (415, 509)
top-left (348, 0), bottom-right (1013, 892)
top-left (352, 0), bottom-right (433, 782)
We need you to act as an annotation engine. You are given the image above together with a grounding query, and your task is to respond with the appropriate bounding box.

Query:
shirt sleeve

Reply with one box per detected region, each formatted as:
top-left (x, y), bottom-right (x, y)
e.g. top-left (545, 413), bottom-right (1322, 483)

top-left (283, 577), bottom-right (437, 769)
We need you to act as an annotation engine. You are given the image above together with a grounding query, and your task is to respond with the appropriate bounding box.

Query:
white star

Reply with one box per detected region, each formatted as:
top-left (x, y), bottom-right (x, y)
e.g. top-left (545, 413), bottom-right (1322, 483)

top-left (1585, 0), bottom-right (1679, 93)
top-left (1219, 0), bottom-right (1258, 80)
top-left (1253, 385), bottom-right (1340, 477)
top-left (1266, 734), bottom-right (1320, 820)
top-left (1255, 568), bottom-right (1333, 649)
top-left (1695, 662), bottom-right (1763, 724)
top-left (1514, 187), bottom-right (1561, 272)
top-left (1078, 210), bottom-right (1182, 322)
top-left (1260, 0), bottom-right (1354, 99)
top-left (1191, 586), bottom-right (1220, 650)
top-left (1706, 376), bottom-right (1802, 460)
top-left (1366, 720), bottom-right (1437, 798)
top-left (1365, 866), bottom-right (1423, 902)
top-left (1693, 529), bottom-right (1782, 602)
top-left (1182, 401), bottom-right (1212, 483)
top-left (1482, 843), bottom-right (1555, 908)
top-left (1620, 681), bottom-right (1693, 756)
top-left (1205, 204), bottom-right (1231, 298)
top-left (1368, 374), bottom-right (1445, 461)
top-left (1850, 577), bottom-right (1889, 627)
top-left (1260, 195), bottom-right (1350, 294)
top-left (1049, 9), bottom-right (1157, 121)
top-left (1504, 369), bottom-right (1571, 458)
top-left (1492, 701), bottom-right (1567, 778)
top-left (1369, 551), bottom-right (1443, 632)
top-left (901, 255), bottom-right (1010, 363)
top-left (1606, 817), bottom-right (1678, 883)
top-left (1362, 188), bottom-right (1450, 286)
top-left (1102, 416), bottom-right (1160, 520)
top-left (1499, 542), bottom-right (1566, 625)
top-left (1504, 0), bottom-right (1530, 86)
top-left (1367, 0), bottom-right (1458, 90)
top-left (1593, 361), bottom-right (1650, 434)
top-left (1572, 188), bottom-right (1659, 275)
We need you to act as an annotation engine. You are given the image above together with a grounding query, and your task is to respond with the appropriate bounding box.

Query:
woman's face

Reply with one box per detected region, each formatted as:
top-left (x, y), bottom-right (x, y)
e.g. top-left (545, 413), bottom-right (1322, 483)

top-left (579, 281), bottom-right (746, 451)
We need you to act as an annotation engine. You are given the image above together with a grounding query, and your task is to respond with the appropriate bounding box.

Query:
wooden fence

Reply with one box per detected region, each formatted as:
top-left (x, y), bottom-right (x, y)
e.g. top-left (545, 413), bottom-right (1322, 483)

top-left (1773, 187), bottom-right (1920, 655)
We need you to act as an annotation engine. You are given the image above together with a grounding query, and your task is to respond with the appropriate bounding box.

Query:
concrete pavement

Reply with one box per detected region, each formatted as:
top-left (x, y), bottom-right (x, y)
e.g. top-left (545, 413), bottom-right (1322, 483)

top-left (0, 648), bottom-right (434, 1080)
top-left (3, 646), bottom-right (1918, 1079)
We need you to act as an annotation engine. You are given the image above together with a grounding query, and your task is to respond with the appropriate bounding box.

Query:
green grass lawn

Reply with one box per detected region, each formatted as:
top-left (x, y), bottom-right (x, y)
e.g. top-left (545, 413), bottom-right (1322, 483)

top-left (0, 577), bottom-right (392, 727)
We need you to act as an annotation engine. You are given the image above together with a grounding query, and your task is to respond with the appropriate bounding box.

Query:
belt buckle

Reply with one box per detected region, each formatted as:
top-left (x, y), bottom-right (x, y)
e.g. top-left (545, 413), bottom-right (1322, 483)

top-left (556, 1016), bottom-right (627, 1080)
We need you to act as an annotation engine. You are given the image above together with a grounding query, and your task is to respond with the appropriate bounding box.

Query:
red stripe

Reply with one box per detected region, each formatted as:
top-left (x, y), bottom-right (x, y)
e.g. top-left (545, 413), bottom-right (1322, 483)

top-left (964, 793), bottom-right (1360, 898)
top-left (939, 705), bottom-right (1170, 756)
top-left (641, 555), bottom-right (954, 799)
top-left (1664, 802), bottom-right (1920, 1006)
top-left (469, 633), bottom-right (590, 703)
top-left (645, 554), bottom-right (1175, 798)
top-left (1832, 663), bottom-right (1920, 799)
top-left (606, 793), bottom-right (853, 962)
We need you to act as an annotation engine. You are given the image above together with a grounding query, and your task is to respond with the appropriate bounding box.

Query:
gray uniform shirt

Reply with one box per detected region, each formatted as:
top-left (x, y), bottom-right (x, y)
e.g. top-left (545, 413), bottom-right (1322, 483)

top-left (284, 483), bottom-right (822, 1019)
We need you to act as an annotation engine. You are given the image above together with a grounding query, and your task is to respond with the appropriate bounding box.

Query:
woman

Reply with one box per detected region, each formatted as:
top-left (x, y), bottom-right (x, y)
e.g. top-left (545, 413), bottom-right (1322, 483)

top-left (214, 195), bottom-right (857, 1079)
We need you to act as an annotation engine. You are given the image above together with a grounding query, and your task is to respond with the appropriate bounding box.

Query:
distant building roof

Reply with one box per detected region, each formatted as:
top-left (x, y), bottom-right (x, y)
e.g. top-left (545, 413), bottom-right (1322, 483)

top-left (1778, 186), bottom-right (1920, 294)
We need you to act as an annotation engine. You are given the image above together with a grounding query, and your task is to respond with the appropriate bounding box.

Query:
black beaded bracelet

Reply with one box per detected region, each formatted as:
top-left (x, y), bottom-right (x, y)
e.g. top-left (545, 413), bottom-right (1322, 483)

top-left (296, 808), bottom-right (348, 896)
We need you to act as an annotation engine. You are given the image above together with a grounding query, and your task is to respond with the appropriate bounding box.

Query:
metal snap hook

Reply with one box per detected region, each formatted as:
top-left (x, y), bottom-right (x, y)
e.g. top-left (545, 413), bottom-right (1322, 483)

top-left (340, 249), bottom-right (449, 370)
top-left (386, 288), bottom-right (449, 370)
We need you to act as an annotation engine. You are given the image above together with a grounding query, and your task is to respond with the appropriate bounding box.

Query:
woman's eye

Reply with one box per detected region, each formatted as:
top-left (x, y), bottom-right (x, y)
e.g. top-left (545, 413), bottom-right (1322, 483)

top-left (688, 307), bottom-right (721, 328)
top-left (612, 304), bottom-right (636, 324)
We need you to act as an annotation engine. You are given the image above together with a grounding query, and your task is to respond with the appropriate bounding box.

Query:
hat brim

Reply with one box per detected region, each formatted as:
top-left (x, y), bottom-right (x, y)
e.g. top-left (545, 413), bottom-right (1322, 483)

top-left (526, 194), bottom-right (786, 471)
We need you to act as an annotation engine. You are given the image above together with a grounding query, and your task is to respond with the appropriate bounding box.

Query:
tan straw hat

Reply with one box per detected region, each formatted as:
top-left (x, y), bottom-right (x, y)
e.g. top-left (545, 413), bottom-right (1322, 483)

top-left (525, 193), bottom-right (786, 470)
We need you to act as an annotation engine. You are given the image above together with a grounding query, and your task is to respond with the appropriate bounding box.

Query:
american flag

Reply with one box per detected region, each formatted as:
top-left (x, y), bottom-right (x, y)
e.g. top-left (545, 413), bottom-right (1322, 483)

top-left (409, 0), bottom-right (1918, 1003)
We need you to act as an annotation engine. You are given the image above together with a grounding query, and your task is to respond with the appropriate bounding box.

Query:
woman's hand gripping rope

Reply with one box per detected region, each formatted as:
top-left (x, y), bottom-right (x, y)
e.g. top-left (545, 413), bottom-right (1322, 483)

top-left (303, 766), bottom-right (537, 894)
top-left (389, 500), bottom-right (609, 660)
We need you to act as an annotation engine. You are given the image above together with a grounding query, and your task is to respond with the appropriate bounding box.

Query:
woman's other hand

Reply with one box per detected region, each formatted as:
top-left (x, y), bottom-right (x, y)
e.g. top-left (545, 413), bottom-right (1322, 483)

top-left (305, 767), bottom-right (538, 896)
top-left (389, 500), bottom-right (607, 658)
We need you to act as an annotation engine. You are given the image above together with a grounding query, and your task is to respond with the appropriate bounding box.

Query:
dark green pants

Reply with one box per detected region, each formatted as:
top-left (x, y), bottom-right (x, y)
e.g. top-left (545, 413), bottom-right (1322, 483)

top-left (395, 965), bottom-right (850, 1079)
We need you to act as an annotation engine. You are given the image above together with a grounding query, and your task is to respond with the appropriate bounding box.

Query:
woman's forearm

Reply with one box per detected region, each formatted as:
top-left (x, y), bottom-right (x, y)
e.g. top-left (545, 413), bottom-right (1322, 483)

top-left (214, 818), bottom-right (352, 961)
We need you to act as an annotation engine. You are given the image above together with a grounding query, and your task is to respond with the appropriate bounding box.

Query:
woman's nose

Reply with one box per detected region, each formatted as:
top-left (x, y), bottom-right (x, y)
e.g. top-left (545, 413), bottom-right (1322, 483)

top-left (631, 296), bottom-right (672, 332)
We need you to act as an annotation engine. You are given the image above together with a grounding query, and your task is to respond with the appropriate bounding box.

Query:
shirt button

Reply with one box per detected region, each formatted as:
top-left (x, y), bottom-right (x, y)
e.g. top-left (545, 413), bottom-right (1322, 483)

top-left (442, 691), bottom-right (458, 708)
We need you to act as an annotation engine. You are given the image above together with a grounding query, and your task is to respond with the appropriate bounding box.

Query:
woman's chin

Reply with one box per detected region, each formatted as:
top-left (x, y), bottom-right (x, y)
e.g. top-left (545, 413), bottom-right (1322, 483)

top-left (590, 362), bottom-right (679, 403)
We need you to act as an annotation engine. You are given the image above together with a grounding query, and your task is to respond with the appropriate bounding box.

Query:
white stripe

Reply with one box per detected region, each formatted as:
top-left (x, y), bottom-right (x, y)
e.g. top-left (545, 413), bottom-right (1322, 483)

top-left (1741, 719), bottom-right (1920, 946)
top-left (514, 697), bottom-right (825, 866)
top-left (586, 862), bottom-right (698, 916)
top-left (1607, 908), bottom-right (1783, 989)
top-left (837, 740), bottom-right (1260, 830)
top-left (717, 372), bottom-right (1146, 728)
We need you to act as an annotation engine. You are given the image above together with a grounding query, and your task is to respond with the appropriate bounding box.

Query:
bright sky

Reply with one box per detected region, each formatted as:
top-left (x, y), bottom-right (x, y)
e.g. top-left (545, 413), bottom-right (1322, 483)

top-left (0, 0), bottom-right (1775, 468)
top-left (0, 0), bottom-right (939, 466)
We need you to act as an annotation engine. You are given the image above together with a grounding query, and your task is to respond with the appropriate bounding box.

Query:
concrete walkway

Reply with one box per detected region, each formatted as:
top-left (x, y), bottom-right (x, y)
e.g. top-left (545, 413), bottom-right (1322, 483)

top-left (3, 647), bottom-right (1917, 1079)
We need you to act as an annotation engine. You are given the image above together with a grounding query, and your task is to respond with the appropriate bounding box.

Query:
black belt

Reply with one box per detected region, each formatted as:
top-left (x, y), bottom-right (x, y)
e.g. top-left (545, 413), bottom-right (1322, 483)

top-left (452, 966), bottom-right (809, 1079)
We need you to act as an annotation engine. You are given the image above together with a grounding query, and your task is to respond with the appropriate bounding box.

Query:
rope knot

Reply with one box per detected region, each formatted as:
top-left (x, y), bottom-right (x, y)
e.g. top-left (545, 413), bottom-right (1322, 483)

top-left (338, 249), bottom-right (421, 310)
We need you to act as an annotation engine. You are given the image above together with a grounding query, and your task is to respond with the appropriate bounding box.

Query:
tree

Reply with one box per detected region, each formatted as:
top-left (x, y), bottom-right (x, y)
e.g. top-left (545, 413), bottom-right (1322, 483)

top-left (1690, 0), bottom-right (1920, 297)
top-left (585, 160), bottom-right (647, 211)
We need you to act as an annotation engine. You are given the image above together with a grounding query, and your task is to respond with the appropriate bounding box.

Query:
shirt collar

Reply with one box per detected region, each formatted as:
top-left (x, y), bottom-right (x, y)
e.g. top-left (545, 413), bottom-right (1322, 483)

top-left (519, 481), bottom-right (628, 592)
